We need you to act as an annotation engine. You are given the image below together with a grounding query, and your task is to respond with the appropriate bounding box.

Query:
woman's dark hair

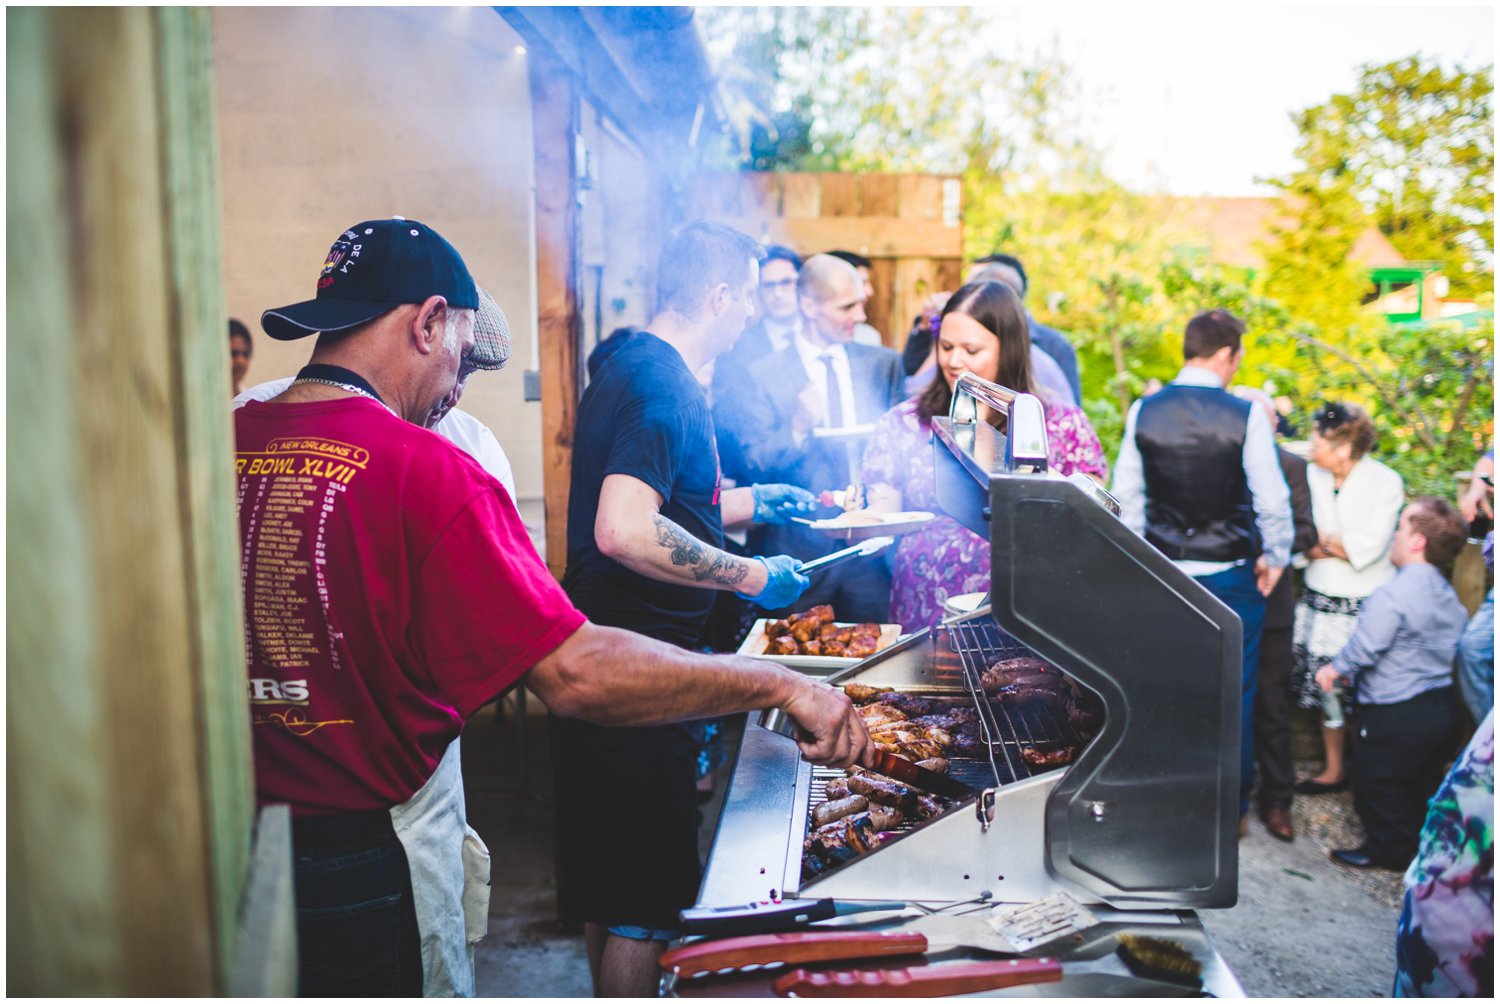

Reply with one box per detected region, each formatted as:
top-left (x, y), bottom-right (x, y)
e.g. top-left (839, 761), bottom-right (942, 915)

top-left (1313, 400), bottom-right (1376, 459)
top-left (228, 318), bottom-right (251, 346)
top-left (915, 280), bottom-right (1035, 429)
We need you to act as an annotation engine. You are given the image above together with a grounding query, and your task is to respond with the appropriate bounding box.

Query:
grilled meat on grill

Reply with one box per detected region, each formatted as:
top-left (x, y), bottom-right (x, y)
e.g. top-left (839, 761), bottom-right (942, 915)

top-left (805, 813), bottom-right (880, 867)
top-left (992, 684), bottom-right (1066, 707)
top-left (915, 757), bottom-right (949, 774)
top-left (812, 794), bottom-right (870, 828)
top-left (843, 683), bottom-right (886, 704)
top-left (1066, 687), bottom-right (1105, 738)
top-left (881, 738), bottom-right (945, 762)
top-left (848, 773), bottom-right (919, 814)
top-left (980, 656), bottom-right (1060, 693)
top-left (1021, 746), bottom-right (1077, 768)
top-left (823, 777), bottom-right (852, 800)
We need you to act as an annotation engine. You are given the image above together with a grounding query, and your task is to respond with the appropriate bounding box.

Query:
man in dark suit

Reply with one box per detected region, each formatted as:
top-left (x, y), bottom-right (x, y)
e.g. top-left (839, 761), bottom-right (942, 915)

top-left (1236, 388), bottom-right (1318, 842)
top-left (730, 254), bottom-right (905, 623)
top-left (711, 245), bottom-right (802, 484)
top-left (972, 253), bottom-right (1081, 403)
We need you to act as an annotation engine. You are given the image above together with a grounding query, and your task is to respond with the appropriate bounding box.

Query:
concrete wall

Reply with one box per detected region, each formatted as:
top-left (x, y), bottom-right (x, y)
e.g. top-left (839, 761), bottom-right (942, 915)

top-left (213, 7), bottom-right (544, 503)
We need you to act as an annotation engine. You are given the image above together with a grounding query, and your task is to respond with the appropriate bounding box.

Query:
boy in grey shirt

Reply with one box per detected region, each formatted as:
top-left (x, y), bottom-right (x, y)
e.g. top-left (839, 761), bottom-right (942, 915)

top-left (1317, 497), bottom-right (1469, 870)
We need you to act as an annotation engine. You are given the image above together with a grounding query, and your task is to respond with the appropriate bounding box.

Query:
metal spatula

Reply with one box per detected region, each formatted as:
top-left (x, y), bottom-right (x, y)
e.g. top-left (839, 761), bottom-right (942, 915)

top-left (661, 894), bottom-right (1097, 979)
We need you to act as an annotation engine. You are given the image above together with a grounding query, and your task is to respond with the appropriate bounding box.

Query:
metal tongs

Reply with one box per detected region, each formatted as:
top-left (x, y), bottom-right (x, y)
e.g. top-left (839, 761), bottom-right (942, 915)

top-left (795, 536), bottom-right (894, 575)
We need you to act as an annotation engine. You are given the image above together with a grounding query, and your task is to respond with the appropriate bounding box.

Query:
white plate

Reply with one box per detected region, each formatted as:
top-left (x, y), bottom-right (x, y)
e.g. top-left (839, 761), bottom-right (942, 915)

top-left (942, 592), bottom-right (987, 617)
top-left (801, 510), bottom-right (935, 541)
top-left (736, 618), bottom-right (903, 673)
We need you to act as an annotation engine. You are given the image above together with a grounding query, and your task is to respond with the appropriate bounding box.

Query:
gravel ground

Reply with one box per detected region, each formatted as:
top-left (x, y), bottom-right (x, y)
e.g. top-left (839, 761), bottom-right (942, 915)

top-left (1198, 735), bottom-right (1408, 998)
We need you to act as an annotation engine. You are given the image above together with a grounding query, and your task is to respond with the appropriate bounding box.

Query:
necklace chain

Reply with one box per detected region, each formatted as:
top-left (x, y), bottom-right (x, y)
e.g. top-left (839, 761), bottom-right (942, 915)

top-left (291, 377), bottom-right (396, 416)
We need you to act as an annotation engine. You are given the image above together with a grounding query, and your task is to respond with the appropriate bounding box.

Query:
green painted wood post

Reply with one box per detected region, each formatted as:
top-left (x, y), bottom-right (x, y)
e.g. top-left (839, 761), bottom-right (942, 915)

top-left (6, 7), bottom-right (255, 993)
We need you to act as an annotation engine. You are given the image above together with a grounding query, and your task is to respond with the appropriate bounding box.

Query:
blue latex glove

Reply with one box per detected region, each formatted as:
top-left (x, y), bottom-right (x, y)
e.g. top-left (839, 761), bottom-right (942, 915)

top-left (751, 483), bottom-right (818, 525)
top-left (740, 555), bottom-right (811, 610)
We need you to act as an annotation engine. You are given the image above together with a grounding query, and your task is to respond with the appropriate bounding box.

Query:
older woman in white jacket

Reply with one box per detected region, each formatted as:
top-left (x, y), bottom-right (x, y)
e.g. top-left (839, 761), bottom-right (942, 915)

top-left (1292, 402), bottom-right (1404, 793)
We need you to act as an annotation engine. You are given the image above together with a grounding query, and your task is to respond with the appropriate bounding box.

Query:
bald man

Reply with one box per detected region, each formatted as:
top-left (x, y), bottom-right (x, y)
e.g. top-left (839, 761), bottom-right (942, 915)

top-left (725, 254), bottom-right (905, 622)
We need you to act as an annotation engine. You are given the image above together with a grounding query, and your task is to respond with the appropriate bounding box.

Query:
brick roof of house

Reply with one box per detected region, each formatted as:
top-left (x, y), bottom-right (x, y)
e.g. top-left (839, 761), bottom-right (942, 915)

top-left (1152, 195), bottom-right (1408, 270)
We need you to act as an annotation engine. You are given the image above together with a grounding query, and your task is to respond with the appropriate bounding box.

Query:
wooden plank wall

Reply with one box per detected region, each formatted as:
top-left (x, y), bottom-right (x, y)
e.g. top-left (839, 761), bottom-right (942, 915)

top-left (531, 53), bottom-right (582, 578)
top-left (688, 172), bottom-right (965, 347)
top-left (6, 8), bottom-right (255, 993)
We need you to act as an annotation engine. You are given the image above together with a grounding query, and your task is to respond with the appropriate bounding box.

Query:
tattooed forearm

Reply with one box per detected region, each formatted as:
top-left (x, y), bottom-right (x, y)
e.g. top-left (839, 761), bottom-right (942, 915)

top-left (652, 515), bottom-right (751, 588)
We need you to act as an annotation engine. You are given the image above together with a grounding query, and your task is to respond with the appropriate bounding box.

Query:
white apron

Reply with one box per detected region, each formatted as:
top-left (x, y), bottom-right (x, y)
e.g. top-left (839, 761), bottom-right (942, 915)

top-left (389, 738), bottom-right (491, 997)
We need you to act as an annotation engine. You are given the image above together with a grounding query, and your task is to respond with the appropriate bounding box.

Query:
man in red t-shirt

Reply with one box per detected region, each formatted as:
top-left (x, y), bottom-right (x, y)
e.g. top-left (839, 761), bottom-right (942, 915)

top-left (237, 217), bottom-right (872, 996)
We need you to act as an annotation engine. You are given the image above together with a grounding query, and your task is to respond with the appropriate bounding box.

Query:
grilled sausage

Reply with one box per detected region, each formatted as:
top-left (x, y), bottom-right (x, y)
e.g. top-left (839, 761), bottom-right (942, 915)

top-left (808, 812), bottom-right (880, 863)
top-left (812, 794), bottom-right (870, 828)
top-left (823, 777), bottom-right (852, 800)
top-left (866, 805), bottom-right (904, 831)
top-left (848, 773), bottom-right (919, 814)
top-left (914, 795), bottom-right (944, 820)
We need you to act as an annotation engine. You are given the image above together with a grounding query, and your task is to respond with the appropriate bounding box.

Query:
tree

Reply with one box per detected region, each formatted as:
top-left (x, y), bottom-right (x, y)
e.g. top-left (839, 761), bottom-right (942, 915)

top-left (1279, 56), bottom-right (1493, 298)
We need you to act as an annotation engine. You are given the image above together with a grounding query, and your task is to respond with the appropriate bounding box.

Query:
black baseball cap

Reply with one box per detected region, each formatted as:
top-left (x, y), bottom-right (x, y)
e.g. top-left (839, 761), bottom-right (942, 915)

top-left (261, 217), bottom-right (511, 369)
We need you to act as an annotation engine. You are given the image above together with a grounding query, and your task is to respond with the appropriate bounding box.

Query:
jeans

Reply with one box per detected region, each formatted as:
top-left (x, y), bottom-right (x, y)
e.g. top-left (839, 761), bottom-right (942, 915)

top-left (1457, 588), bottom-right (1494, 724)
top-left (1195, 562), bottom-right (1267, 818)
top-left (292, 811), bottom-right (423, 997)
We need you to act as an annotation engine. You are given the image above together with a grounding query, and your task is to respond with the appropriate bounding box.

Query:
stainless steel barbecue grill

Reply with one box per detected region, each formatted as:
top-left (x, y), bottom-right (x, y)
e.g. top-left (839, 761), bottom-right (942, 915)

top-left (699, 373), bottom-right (1243, 912)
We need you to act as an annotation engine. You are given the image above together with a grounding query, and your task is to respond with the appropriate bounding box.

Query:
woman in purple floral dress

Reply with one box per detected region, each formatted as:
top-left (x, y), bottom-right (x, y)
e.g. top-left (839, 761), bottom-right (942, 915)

top-left (862, 280), bottom-right (1108, 630)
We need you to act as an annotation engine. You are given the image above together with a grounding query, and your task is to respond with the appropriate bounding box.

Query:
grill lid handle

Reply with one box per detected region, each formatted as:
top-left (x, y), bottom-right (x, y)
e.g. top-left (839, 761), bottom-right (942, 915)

top-left (948, 372), bottom-right (1048, 474)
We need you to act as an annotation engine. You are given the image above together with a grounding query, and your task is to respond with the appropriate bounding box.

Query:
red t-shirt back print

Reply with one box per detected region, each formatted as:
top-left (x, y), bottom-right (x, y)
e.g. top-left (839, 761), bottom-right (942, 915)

top-left (236, 397), bottom-right (585, 815)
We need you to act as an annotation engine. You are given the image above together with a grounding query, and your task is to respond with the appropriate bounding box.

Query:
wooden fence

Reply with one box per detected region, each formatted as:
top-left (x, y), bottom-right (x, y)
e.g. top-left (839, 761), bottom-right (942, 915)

top-left (686, 171), bottom-right (966, 347)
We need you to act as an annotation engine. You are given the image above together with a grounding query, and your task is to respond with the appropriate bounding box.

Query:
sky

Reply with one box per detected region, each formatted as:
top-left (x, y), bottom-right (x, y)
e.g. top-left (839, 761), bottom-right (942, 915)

top-left (986, 2), bottom-right (1493, 195)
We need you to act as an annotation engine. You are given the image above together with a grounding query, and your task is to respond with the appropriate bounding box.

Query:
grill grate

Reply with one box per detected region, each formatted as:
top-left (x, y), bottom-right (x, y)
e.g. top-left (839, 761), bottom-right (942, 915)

top-left (946, 616), bottom-right (1083, 784)
top-left (806, 616), bottom-right (1087, 843)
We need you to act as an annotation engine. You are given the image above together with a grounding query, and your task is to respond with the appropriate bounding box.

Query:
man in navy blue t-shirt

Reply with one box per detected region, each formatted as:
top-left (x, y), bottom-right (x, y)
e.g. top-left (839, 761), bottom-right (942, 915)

top-left (553, 222), bottom-right (825, 996)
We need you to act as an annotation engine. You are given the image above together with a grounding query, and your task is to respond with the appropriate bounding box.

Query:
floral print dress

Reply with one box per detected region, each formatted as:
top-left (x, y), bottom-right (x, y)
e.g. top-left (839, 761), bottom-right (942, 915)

top-left (1394, 710), bottom-right (1494, 997)
top-left (861, 396), bottom-right (1108, 630)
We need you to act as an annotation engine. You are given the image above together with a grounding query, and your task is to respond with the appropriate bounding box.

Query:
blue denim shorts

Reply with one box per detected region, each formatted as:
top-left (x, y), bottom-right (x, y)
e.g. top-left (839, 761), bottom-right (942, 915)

top-left (609, 923), bottom-right (682, 942)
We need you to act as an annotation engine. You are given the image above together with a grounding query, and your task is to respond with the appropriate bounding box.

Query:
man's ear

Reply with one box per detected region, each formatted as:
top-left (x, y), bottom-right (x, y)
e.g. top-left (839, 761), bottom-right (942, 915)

top-left (708, 282), bottom-right (731, 318)
top-left (411, 295), bottom-right (448, 356)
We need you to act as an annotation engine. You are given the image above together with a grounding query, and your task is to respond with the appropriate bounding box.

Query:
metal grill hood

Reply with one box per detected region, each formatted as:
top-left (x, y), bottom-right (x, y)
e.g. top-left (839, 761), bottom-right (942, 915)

top-left (697, 376), bottom-right (1242, 911)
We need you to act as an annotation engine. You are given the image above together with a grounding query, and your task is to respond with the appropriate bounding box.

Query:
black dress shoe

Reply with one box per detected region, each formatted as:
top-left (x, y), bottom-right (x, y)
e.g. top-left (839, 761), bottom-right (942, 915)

top-left (1330, 847), bottom-right (1402, 871)
top-left (1294, 777), bottom-right (1348, 795)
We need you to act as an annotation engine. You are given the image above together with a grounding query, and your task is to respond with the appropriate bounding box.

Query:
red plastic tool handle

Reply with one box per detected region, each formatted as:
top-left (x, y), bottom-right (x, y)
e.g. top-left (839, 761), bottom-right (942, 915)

top-left (772, 958), bottom-right (1063, 997)
top-left (659, 931), bottom-right (929, 979)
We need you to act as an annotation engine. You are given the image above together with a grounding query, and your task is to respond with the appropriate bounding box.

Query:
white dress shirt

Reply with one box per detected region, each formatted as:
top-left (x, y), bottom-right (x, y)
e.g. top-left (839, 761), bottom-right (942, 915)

top-left (1304, 456), bottom-right (1402, 598)
top-left (1112, 365), bottom-right (1293, 575)
top-left (792, 334), bottom-right (858, 432)
top-left (233, 377), bottom-right (517, 500)
top-left (763, 316), bottom-right (801, 354)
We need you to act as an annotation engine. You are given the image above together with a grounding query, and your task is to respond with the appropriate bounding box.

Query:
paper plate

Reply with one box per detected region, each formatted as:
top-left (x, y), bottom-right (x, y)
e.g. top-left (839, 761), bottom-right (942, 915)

top-left (800, 510), bottom-right (935, 542)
